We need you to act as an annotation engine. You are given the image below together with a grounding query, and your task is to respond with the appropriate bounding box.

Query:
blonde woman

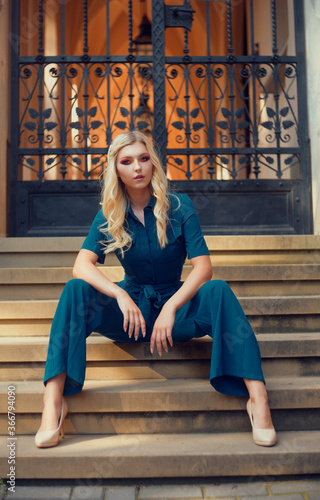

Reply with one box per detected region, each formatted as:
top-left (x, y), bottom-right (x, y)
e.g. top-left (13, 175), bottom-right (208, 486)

top-left (35, 131), bottom-right (276, 448)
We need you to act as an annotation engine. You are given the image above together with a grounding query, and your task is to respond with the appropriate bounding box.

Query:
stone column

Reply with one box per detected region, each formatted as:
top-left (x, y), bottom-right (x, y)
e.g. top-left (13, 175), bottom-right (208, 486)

top-left (0, 0), bottom-right (10, 237)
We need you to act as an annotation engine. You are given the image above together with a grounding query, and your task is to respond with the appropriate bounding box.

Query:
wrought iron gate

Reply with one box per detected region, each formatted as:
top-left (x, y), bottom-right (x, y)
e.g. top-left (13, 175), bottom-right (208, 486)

top-left (10, 0), bottom-right (312, 236)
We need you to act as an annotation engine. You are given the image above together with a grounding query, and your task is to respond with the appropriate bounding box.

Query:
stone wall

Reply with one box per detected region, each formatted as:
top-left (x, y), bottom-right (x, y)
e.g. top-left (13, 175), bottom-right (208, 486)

top-left (305, 0), bottom-right (320, 235)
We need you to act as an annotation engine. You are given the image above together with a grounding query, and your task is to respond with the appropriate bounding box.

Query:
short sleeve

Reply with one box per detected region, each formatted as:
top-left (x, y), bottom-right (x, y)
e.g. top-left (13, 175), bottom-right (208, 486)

top-left (81, 209), bottom-right (107, 264)
top-left (176, 194), bottom-right (210, 259)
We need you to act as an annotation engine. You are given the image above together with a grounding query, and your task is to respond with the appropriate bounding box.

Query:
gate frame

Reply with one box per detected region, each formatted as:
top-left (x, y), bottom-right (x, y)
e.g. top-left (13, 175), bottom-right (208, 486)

top-left (9, 0), bottom-right (313, 236)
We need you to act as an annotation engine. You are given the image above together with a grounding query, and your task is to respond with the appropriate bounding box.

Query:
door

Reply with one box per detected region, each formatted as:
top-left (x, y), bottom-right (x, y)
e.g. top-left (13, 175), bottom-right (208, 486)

top-left (10, 0), bottom-right (312, 236)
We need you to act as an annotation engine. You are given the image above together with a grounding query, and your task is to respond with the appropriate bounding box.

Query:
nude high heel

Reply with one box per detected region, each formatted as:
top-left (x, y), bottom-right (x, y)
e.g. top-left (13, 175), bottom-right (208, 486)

top-left (35, 398), bottom-right (68, 448)
top-left (246, 399), bottom-right (277, 447)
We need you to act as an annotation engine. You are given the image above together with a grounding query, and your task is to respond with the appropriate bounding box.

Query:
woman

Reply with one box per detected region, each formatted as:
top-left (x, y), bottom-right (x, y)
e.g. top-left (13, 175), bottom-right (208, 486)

top-left (35, 131), bottom-right (276, 448)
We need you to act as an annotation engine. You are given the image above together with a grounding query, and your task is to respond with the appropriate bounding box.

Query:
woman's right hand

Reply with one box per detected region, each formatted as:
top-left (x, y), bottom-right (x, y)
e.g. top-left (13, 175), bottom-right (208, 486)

top-left (116, 289), bottom-right (146, 340)
top-left (73, 249), bottom-right (146, 340)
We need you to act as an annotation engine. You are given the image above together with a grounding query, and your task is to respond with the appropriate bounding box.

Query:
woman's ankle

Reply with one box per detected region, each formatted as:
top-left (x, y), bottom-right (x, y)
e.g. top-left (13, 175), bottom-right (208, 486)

top-left (250, 393), bottom-right (269, 406)
top-left (43, 393), bottom-right (62, 409)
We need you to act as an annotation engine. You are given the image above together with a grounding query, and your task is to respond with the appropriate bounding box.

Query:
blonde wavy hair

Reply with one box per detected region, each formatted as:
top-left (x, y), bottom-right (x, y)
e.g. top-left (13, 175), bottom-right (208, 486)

top-left (100, 131), bottom-right (170, 256)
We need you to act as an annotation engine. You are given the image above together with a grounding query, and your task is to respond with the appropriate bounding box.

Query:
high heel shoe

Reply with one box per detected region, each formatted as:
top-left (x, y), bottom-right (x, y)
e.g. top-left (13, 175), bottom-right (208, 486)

top-left (246, 399), bottom-right (277, 447)
top-left (35, 398), bottom-right (68, 448)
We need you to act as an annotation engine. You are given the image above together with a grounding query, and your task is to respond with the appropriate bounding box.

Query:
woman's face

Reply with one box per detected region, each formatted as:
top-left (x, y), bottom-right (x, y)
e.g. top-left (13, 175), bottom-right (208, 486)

top-left (116, 141), bottom-right (153, 194)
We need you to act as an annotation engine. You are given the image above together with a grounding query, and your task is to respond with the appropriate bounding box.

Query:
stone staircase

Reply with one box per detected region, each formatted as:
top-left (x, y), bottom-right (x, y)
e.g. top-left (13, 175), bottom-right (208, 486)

top-left (0, 235), bottom-right (320, 479)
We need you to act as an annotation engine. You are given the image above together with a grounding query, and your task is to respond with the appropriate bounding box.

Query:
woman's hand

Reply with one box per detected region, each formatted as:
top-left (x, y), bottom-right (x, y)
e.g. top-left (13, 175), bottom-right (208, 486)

top-left (150, 303), bottom-right (176, 356)
top-left (116, 290), bottom-right (146, 340)
top-left (149, 255), bottom-right (212, 356)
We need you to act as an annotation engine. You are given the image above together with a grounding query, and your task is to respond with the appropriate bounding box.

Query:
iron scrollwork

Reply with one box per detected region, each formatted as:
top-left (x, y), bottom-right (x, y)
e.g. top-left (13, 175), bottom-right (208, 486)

top-left (69, 106), bottom-right (103, 144)
top-left (171, 107), bottom-right (205, 144)
top-left (16, 0), bottom-right (303, 184)
top-left (166, 55), bottom-right (300, 180)
top-left (260, 106), bottom-right (295, 144)
top-left (23, 108), bottom-right (58, 145)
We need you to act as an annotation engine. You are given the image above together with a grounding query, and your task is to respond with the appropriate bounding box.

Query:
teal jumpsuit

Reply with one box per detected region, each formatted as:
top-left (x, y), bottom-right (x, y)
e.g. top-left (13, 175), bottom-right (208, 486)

top-left (44, 193), bottom-right (264, 397)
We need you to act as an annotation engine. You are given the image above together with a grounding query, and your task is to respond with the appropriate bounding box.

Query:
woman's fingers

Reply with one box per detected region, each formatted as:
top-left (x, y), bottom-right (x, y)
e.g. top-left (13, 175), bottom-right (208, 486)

top-left (127, 309), bottom-right (139, 339)
top-left (150, 306), bottom-right (175, 355)
top-left (166, 329), bottom-right (173, 348)
top-left (161, 329), bottom-right (169, 353)
top-left (133, 310), bottom-right (143, 341)
top-left (140, 313), bottom-right (147, 338)
top-left (127, 309), bottom-right (146, 340)
top-left (123, 312), bottom-right (129, 333)
top-left (127, 309), bottom-right (135, 338)
top-left (151, 327), bottom-right (173, 356)
top-left (117, 291), bottom-right (146, 339)
top-left (155, 333), bottom-right (162, 356)
top-left (150, 332), bottom-right (156, 354)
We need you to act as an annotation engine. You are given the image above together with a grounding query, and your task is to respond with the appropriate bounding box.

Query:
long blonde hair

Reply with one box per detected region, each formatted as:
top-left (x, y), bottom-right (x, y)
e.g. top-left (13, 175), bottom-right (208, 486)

top-left (100, 131), bottom-right (170, 256)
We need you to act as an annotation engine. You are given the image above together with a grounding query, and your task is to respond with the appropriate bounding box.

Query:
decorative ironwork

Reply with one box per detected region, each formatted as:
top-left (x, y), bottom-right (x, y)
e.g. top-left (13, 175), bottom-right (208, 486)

top-left (151, 0), bottom-right (167, 163)
top-left (165, 57), bottom-right (300, 180)
top-left (12, 0), bottom-right (306, 183)
top-left (10, 0), bottom-right (312, 236)
top-left (165, 3), bottom-right (195, 31)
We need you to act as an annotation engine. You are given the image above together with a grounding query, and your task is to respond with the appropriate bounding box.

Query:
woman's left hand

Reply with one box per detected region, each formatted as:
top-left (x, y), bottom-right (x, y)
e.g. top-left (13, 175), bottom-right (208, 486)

top-left (150, 256), bottom-right (212, 356)
top-left (150, 303), bottom-right (176, 356)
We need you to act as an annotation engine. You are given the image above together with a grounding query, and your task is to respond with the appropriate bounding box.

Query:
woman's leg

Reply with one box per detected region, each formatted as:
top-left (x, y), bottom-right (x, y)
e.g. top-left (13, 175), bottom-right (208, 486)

top-left (173, 280), bottom-right (275, 442)
top-left (173, 280), bottom-right (265, 396)
top-left (244, 378), bottom-right (274, 429)
top-left (39, 278), bottom-right (126, 433)
top-left (38, 371), bottom-right (67, 432)
top-left (244, 378), bottom-right (276, 446)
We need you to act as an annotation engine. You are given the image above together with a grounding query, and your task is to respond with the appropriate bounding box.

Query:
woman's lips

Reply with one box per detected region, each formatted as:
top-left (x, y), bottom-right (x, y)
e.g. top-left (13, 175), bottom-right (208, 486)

top-left (134, 175), bottom-right (144, 180)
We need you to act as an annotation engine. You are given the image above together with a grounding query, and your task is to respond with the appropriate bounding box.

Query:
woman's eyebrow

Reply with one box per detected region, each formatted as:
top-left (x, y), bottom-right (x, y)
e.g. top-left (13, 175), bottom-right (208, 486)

top-left (119, 153), bottom-right (148, 160)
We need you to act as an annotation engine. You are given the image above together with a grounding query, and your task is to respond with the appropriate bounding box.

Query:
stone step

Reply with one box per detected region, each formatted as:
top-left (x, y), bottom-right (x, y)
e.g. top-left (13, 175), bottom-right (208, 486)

top-left (1, 236), bottom-right (319, 481)
top-left (1, 235), bottom-right (320, 267)
top-left (1, 333), bottom-right (320, 362)
top-left (0, 378), bottom-right (319, 435)
top-left (1, 316), bottom-right (319, 337)
top-left (1, 295), bottom-right (319, 324)
top-left (2, 357), bottom-right (319, 382)
top-left (1, 264), bottom-right (319, 300)
top-left (1, 378), bottom-right (318, 413)
top-left (5, 264), bottom-right (320, 284)
top-left (1, 431), bottom-right (319, 478)
top-left (0, 334), bottom-right (319, 381)
top-left (0, 237), bottom-right (84, 268)
top-left (2, 314), bottom-right (319, 337)
top-left (4, 404), bottom-right (320, 436)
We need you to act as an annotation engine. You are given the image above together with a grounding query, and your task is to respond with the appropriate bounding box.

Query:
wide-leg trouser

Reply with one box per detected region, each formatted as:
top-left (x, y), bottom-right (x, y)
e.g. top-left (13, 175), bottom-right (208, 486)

top-left (43, 279), bottom-right (264, 397)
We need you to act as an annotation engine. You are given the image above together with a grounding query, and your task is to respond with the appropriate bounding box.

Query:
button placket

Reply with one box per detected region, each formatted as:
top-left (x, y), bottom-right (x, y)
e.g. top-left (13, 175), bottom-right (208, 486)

top-left (144, 209), bottom-right (156, 282)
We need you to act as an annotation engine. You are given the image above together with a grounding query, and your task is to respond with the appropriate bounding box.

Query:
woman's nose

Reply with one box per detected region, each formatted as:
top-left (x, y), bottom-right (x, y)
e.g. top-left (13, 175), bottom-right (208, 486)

top-left (133, 159), bottom-right (141, 170)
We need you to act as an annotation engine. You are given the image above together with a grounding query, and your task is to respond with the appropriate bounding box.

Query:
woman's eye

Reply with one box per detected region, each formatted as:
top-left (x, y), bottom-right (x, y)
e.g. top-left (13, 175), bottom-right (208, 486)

top-left (141, 156), bottom-right (150, 162)
top-left (120, 159), bottom-right (131, 165)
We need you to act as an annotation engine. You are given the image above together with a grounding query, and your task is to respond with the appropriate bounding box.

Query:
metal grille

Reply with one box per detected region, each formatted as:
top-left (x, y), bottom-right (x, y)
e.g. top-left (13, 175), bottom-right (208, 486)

top-left (14, 0), bottom-right (304, 180)
top-left (15, 0), bottom-right (154, 181)
top-left (10, 0), bottom-right (312, 235)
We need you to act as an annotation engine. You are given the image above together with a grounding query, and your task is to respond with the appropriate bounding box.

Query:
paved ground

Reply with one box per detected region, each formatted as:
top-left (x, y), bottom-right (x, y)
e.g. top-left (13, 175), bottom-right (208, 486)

top-left (1, 477), bottom-right (320, 500)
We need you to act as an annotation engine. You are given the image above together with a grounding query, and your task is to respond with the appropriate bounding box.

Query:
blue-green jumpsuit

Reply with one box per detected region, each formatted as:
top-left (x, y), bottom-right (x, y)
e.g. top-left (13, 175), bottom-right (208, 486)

top-left (44, 193), bottom-right (264, 397)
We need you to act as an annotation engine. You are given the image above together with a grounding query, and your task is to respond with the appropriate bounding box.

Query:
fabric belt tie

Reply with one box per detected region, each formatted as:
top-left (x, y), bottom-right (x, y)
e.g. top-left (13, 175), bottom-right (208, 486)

top-left (124, 279), bottom-right (181, 328)
top-left (139, 285), bottom-right (163, 326)
top-left (143, 284), bottom-right (162, 309)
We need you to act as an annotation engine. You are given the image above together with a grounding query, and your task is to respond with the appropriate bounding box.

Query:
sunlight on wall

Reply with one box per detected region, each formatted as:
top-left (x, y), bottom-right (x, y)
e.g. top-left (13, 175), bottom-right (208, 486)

top-left (304, 0), bottom-right (320, 235)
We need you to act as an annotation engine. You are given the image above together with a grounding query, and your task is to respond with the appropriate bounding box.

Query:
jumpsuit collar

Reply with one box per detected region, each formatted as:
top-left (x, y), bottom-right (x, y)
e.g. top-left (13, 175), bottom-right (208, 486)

top-left (126, 195), bottom-right (156, 219)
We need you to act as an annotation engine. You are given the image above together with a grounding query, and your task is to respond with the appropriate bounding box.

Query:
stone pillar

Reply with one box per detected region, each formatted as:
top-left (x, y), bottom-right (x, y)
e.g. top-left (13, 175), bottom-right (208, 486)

top-left (304, 0), bottom-right (320, 235)
top-left (0, 0), bottom-right (10, 237)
